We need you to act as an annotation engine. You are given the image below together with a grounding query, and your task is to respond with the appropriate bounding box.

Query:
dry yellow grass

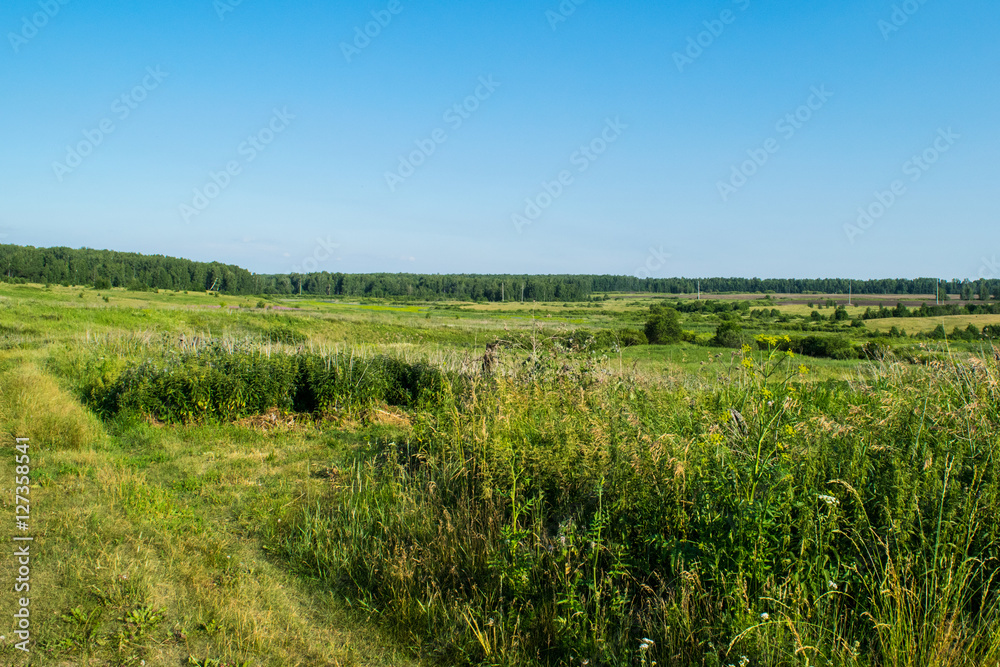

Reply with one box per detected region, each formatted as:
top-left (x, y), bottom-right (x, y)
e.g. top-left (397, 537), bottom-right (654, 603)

top-left (0, 356), bottom-right (104, 450)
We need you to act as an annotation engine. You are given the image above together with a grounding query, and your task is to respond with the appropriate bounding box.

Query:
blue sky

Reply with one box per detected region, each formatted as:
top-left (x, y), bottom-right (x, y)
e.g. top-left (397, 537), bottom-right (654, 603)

top-left (1, 0), bottom-right (997, 279)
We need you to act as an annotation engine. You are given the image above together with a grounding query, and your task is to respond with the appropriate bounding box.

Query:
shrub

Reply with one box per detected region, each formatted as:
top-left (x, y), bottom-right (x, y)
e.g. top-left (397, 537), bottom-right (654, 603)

top-left (712, 320), bottom-right (743, 348)
top-left (87, 348), bottom-right (450, 423)
top-left (617, 329), bottom-right (647, 347)
top-left (644, 307), bottom-right (682, 345)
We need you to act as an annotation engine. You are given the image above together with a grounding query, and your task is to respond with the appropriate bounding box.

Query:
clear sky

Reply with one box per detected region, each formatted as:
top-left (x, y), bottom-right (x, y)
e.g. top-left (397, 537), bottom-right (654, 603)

top-left (1, 0), bottom-right (997, 279)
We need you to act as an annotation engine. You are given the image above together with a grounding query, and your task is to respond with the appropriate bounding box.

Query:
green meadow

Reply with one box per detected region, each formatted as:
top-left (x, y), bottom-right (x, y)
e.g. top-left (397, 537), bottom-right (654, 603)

top-left (1, 282), bottom-right (998, 666)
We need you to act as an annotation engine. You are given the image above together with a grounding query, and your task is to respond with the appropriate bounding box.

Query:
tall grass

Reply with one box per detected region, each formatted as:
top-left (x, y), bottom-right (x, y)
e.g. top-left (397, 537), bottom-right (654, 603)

top-left (54, 334), bottom-right (1000, 665)
top-left (265, 345), bottom-right (1000, 666)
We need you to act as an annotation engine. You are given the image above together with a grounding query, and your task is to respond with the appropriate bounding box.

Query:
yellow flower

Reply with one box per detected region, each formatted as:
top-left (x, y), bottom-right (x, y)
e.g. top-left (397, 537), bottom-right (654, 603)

top-left (741, 358), bottom-right (754, 370)
top-left (785, 350), bottom-right (795, 359)
top-left (741, 344), bottom-right (753, 354)
top-left (784, 424), bottom-right (795, 436)
top-left (798, 364), bottom-right (808, 375)
top-left (709, 433), bottom-right (725, 445)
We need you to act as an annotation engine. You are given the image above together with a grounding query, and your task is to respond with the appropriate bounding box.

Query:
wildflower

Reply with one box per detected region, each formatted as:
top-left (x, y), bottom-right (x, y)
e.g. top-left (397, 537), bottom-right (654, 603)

top-left (640, 638), bottom-right (655, 651)
top-left (818, 495), bottom-right (840, 506)
top-left (784, 425), bottom-right (795, 437)
top-left (710, 433), bottom-right (725, 446)
top-left (798, 364), bottom-right (808, 375)
top-left (785, 350), bottom-right (795, 359)
top-left (741, 344), bottom-right (753, 354)
top-left (739, 656), bottom-right (750, 667)
top-left (760, 612), bottom-right (769, 621)
top-left (741, 358), bottom-right (754, 370)
top-left (828, 580), bottom-right (839, 590)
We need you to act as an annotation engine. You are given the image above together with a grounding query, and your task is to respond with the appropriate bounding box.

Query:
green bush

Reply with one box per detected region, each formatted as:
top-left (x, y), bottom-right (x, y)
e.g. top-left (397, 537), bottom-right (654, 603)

top-left (711, 320), bottom-right (743, 347)
top-left (617, 328), bottom-right (647, 347)
top-left (644, 306), bottom-right (682, 345)
top-left (86, 348), bottom-right (449, 423)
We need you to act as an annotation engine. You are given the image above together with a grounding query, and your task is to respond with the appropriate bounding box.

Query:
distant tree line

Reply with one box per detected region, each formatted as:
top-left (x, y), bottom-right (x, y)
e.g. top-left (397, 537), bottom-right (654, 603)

top-left (2, 244), bottom-right (998, 301)
top-left (0, 244), bottom-right (255, 293)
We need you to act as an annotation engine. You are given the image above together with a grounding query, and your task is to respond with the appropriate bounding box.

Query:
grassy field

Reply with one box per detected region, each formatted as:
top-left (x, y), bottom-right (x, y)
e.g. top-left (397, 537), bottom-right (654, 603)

top-left (1, 282), bottom-right (999, 666)
top-left (864, 313), bottom-right (1000, 335)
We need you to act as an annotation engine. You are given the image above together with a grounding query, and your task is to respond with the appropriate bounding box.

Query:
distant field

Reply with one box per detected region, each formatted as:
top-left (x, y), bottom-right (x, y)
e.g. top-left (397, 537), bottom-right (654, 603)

top-left (864, 313), bottom-right (1000, 334)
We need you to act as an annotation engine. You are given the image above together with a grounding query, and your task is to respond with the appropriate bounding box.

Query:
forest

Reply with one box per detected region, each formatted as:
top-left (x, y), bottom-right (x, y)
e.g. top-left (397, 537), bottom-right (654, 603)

top-left (1, 243), bottom-right (996, 301)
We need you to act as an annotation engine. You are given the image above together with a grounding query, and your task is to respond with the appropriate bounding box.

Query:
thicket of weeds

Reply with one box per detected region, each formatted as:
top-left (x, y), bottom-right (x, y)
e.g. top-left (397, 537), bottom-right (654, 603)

top-left (264, 343), bottom-right (1000, 666)
top-left (55, 342), bottom-right (450, 424)
top-left (45, 334), bottom-right (1000, 666)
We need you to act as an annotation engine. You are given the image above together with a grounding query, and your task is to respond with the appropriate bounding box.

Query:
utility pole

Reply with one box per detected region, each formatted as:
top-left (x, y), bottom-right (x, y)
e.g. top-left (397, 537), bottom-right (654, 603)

top-left (697, 279), bottom-right (701, 300)
top-left (849, 282), bottom-right (852, 306)
top-left (936, 278), bottom-right (939, 306)
top-left (501, 282), bottom-right (504, 302)
top-left (521, 283), bottom-right (525, 303)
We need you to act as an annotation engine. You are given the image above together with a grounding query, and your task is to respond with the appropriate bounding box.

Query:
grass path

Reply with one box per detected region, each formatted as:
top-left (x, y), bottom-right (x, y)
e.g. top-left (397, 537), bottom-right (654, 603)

top-left (0, 356), bottom-right (420, 666)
